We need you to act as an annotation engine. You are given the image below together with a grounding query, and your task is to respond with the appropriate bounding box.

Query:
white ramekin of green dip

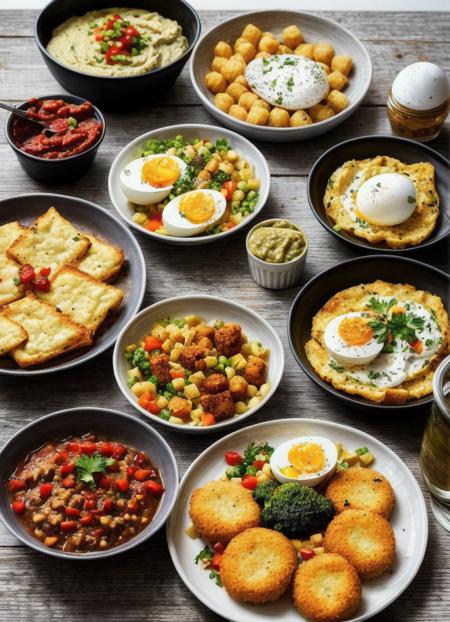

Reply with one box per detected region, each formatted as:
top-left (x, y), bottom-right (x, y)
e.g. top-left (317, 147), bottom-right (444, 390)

top-left (246, 219), bottom-right (308, 289)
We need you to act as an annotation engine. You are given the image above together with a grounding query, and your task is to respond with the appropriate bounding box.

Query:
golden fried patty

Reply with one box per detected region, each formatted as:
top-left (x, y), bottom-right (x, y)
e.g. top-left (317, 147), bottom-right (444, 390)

top-left (324, 509), bottom-right (396, 579)
top-left (293, 553), bottom-right (362, 622)
top-left (326, 467), bottom-right (395, 519)
top-left (189, 480), bottom-right (260, 545)
top-left (220, 527), bottom-right (298, 604)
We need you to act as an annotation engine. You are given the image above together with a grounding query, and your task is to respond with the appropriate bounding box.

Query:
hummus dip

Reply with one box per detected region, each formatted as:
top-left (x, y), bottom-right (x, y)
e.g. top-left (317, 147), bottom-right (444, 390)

top-left (47, 8), bottom-right (188, 77)
top-left (248, 220), bottom-right (307, 263)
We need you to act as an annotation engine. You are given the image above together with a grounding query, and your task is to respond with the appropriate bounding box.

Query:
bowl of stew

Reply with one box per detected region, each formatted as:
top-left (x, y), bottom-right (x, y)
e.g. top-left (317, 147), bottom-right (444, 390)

top-left (5, 94), bottom-right (105, 183)
top-left (0, 407), bottom-right (178, 559)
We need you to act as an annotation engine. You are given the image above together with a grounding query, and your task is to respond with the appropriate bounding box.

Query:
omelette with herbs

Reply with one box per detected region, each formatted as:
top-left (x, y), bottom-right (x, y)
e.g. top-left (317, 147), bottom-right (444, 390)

top-left (305, 280), bottom-right (449, 404)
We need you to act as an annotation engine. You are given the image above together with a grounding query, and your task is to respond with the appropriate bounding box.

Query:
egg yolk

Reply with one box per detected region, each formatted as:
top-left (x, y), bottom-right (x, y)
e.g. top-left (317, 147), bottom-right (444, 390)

top-left (179, 192), bottom-right (216, 224)
top-left (141, 157), bottom-right (180, 188)
top-left (338, 316), bottom-right (373, 346)
top-left (287, 442), bottom-right (326, 475)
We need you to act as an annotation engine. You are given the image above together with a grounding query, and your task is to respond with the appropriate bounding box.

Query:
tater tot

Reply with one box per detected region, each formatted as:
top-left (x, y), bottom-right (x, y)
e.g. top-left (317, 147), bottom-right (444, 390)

top-left (205, 71), bottom-right (228, 94)
top-left (241, 24), bottom-right (262, 46)
top-left (268, 107), bottom-right (290, 127)
top-left (258, 35), bottom-right (279, 54)
top-left (331, 54), bottom-right (353, 76)
top-left (235, 41), bottom-right (257, 63)
top-left (253, 99), bottom-right (270, 111)
top-left (255, 51), bottom-right (271, 59)
top-left (211, 56), bottom-right (228, 72)
top-left (246, 105), bottom-right (270, 125)
top-left (313, 42), bottom-right (335, 65)
top-left (278, 45), bottom-right (294, 54)
top-left (214, 92), bottom-right (235, 113)
top-left (225, 81), bottom-right (248, 101)
top-left (214, 41), bottom-right (233, 58)
top-left (229, 104), bottom-right (248, 121)
top-left (238, 91), bottom-right (259, 111)
top-left (328, 70), bottom-right (348, 91)
top-left (308, 104), bottom-right (335, 122)
top-left (290, 110), bottom-right (313, 127)
top-left (282, 25), bottom-right (303, 49)
top-left (317, 62), bottom-right (331, 75)
top-left (230, 53), bottom-right (246, 65)
top-left (221, 59), bottom-right (245, 82)
top-left (235, 74), bottom-right (249, 88)
top-left (295, 43), bottom-right (314, 59)
top-left (326, 89), bottom-right (349, 112)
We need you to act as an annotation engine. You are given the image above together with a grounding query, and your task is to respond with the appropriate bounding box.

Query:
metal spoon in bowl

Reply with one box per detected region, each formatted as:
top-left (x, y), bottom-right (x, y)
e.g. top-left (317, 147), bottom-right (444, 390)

top-left (0, 102), bottom-right (58, 138)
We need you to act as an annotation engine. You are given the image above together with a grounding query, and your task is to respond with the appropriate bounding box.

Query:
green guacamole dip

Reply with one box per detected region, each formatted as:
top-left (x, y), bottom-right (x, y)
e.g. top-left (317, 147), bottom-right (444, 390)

top-left (248, 220), bottom-right (306, 264)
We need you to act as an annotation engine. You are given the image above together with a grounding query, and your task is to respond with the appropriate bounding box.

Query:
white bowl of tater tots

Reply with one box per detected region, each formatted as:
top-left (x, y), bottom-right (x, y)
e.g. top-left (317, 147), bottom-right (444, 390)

top-left (190, 11), bottom-right (372, 142)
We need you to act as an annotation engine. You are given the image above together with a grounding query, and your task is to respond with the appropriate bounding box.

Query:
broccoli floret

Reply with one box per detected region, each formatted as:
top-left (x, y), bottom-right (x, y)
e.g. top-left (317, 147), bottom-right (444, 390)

top-left (252, 480), bottom-right (278, 507)
top-left (261, 482), bottom-right (334, 538)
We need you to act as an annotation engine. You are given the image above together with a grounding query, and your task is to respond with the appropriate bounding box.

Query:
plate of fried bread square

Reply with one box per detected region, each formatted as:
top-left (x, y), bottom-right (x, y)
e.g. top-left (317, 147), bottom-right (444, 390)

top-left (0, 193), bottom-right (146, 375)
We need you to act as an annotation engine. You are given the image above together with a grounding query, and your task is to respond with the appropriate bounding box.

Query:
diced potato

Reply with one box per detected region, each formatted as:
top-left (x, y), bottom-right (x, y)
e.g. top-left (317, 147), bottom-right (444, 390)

top-left (235, 401), bottom-right (249, 414)
top-left (313, 547), bottom-right (325, 555)
top-left (162, 338), bottom-right (173, 353)
top-left (190, 407), bottom-right (203, 422)
top-left (169, 348), bottom-right (181, 362)
top-left (184, 328), bottom-right (195, 347)
top-left (126, 344), bottom-right (137, 353)
top-left (156, 396), bottom-right (169, 409)
top-left (231, 212), bottom-right (243, 225)
top-left (127, 367), bottom-right (143, 381)
top-left (172, 378), bottom-right (186, 392)
top-left (186, 315), bottom-right (202, 327)
top-left (133, 212), bottom-right (148, 225)
top-left (248, 396), bottom-right (261, 409)
top-left (229, 352), bottom-right (247, 370)
top-left (262, 463), bottom-right (272, 476)
top-left (225, 366), bottom-right (236, 379)
top-left (241, 343), bottom-right (251, 356)
top-left (258, 382), bottom-right (271, 398)
top-left (250, 339), bottom-right (267, 357)
top-left (150, 323), bottom-right (168, 341)
top-left (230, 477), bottom-right (242, 484)
top-left (185, 522), bottom-right (199, 539)
top-left (188, 371), bottom-right (206, 387)
top-left (310, 533), bottom-right (323, 545)
top-left (342, 450), bottom-right (359, 466)
top-left (205, 355), bottom-right (218, 368)
top-left (166, 325), bottom-right (184, 343)
top-left (247, 384), bottom-right (258, 398)
top-left (184, 383), bottom-right (201, 400)
top-left (359, 451), bottom-right (374, 466)
top-left (256, 472), bottom-right (269, 483)
top-left (132, 381), bottom-right (157, 397)
top-left (169, 361), bottom-right (182, 369)
top-left (169, 416), bottom-right (184, 425)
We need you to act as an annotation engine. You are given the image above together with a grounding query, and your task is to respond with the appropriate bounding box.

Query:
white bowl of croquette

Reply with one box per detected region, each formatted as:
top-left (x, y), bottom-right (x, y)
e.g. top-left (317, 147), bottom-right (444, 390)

top-left (190, 11), bottom-right (372, 142)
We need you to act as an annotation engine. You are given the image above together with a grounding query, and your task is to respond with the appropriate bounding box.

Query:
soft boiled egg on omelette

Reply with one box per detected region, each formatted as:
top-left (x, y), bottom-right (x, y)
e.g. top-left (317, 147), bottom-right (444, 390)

top-left (120, 154), bottom-right (187, 205)
top-left (324, 155), bottom-right (440, 248)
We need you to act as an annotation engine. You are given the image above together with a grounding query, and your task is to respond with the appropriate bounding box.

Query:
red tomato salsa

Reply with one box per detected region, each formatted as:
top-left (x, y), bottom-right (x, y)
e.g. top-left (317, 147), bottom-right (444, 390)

top-left (7, 434), bottom-right (164, 553)
top-left (12, 98), bottom-right (103, 160)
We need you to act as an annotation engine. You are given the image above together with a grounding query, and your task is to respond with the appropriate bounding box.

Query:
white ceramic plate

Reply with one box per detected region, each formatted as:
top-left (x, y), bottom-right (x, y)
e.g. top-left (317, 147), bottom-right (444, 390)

top-left (167, 418), bottom-right (428, 621)
top-left (190, 11), bottom-right (372, 143)
top-left (108, 124), bottom-right (270, 245)
top-left (113, 295), bottom-right (284, 433)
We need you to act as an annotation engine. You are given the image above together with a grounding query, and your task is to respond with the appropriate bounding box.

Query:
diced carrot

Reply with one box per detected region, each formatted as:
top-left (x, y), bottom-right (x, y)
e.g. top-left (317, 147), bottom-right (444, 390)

top-left (144, 335), bottom-right (163, 352)
top-left (170, 368), bottom-right (186, 379)
top-left (138, 391), bottom-right (152, 407)
top-left (145, 215), bottom-right (163, 232)
top-left (201, 413), bottom-right (216, 426)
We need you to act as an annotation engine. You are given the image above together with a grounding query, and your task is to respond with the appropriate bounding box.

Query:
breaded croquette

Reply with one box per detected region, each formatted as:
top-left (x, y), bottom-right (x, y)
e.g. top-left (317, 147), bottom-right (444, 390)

top-left (221, 527), bottom-right (298, 604)
top-left (323, 509), bottom-right (396, 579)
top-left (201, 373), bottom-right (229, 394)
top-left (200, 390), bottom-right (235, 420)
top-left (293, 553), bottom-right (362, 622)
top-left (326, 468), bottom-right (395, 519)
top-left (189, 481), bottom-right (260, 545)
top-left (215, 323), bottom-right (242, 358)
top-left (243, 355), bottom-right (266, 387)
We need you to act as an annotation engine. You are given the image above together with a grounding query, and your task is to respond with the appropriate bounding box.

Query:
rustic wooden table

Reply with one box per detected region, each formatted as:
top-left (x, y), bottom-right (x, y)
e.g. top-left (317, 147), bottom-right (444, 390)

top-left (0, 9), bottom-right (449, 622)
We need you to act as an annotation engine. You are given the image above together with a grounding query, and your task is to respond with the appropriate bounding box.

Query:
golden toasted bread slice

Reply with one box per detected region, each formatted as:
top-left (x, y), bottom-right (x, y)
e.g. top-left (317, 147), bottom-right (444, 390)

top-left (6, 207), bottom-right (91, 272)
top-left (38, 265), bottom-right (124, 335)
top-left (76, 233), bottom-right (125, 282)
top-left (0, 257), bottom-right (25, 306)
top-left (0, 222), bottom-right (27, 255)
top-left (0, 315), bottom-right (28, 356)
top-left (1, 293), bottom-right (91, 368)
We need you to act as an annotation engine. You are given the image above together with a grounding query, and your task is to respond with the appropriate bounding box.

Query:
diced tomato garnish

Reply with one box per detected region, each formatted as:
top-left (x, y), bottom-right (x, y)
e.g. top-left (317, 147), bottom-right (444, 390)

top-left (53, 450), bottom-right (68, 464)
top-left (112, 443), bottom-right (126, 459)
top-left (411, 339), bottom-right (424, 354)
top-left (98, 441), bottom-right (113, 457)
top-left (114, 479), bottom-right (129, 493)
top-left (68, 442), bottom-right (81, 453)
top-left (125, 25), bottom-right (140, 38)
top-left (300, 548), bottom-right (316, 561)
top-left (99, 476), bottom-right (112, 489)
top-left (65, 507), bottom-right (81, 518)
top-left (32, 275), bottom-right (51, 292)
top-left (134, 469), bottom-right (151, 482)
top-left (79, 513), bottom-right (94, 526)
top-left (95, 32), bottom-right (104, 41)
top-left (145, 401), bottom-right (161, 415)
top-left (60, 521), bottom-right (77, 532)
top-left (8, 479), bottom-right (26, 492)
top-left (94, 528), bottom-right (104, 538)
top-left (80, 442), bottom-right (97, 456)
top-left (39, 483), bottom-right (53, 498)
top-left (225, 451), bottom-right (242, 466)
top-left (105, 45), bottom-right (128, 64)
top-left (102, 497), bottom-right (114, 513)
top-left (211, 552), bottom-right (223, 570)
top-left (62, 476), bottom-right (75, 488)
top-left (83, 499), bottom-right (95, 510)
top-left (136, 451), bottom-right (147, 467)
top-left (222, 180), bottom-right (237, 200)
top-left (39, 267), bottom-right (51, 277)
top-left (241, 474), bottom-right (258, 490)
top-left (145, 480), bottom-right (164, 496)
top-left (144, 335), bottom-right (163, 352)
top-left (213, 542), bottom-right (224, 554)
top-left (18, 264), bottom-right (35, 284)
top-left (60, 463), bottom-right (75, 477)
top-left (253, 460), bottom-right (266, 471)
top-left (11, 500), bottom-right (26, 514)
top-left (127, 466), bottom-right (137, 478)
top-left (170, 368), bottom-right (186, 379)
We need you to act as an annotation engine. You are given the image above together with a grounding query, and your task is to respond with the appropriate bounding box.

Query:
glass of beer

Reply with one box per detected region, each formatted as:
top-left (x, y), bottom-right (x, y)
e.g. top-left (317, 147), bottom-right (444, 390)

top-left (420, 355), bottom-right (450, 531)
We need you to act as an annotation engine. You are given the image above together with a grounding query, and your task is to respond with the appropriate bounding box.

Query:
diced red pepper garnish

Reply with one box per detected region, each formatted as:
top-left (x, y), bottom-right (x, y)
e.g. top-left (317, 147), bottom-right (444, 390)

top-left (60, 520), bottom-right (77, 532)
top-left (79, 513), bottom-right (94, 526)
top-left (213, 542), bottom-right (224, 554)
top-left (60, 463), bottom-right (75, 477)
top-left (112, 444), bottom-right (126, 459)
top-left (65, 507), bottom-right (81, 518)
top-left (94, 528), bottom-right (104, 538)
top-left (39, 267), bottom-right (51, 277)
top-left (222, 180), bottom-right (237, 200)
top-left (125, 25), bottom-right (140, 38)
top-left (8, 479), bottom-right (26, 492)
top-left (11, 500), bottom-right (26, 514)
top-left (18, 264), bottom-right (35, 284)
top-left (127, 466), bottom-right (137, 478)
top-left (98, 441), bottom-right (113, 457)
top-left (39, 483), bottom-right (53, 498)
top-left (134, 469), bottom-right (151, 482)
top-left (114, 479), bottom-right (129, 493)
top-left (83, 499), bottom-right (95, 511)
top-left (53, 450), bottom-right (68, 464)
top-left (62, 476), bottom-right (75, 488)
top-left (144, 335), bottom-right (163, 352)
top-left (253, 460), bottom-right (266, 471)
top-left (68, 442), bottom-right (81, 453)
top-left (101, 497), bottom-right (114, 513)
top-left (241, 474), bottom-right (258, 490)
top-left (145, 480), bottom-right (164, 496)
top-left (80, 442), bottom-right (97, 456)
top-left (411, 339), bottom-right (424, 354)
top-left (32, 275), bottom-right (51, 292)
top-left (99, 476), bottom-right (112, 489)
top-left (225, 451), bottom-right (242, 466)
top-left (211, 552), bottom-right (223, 570)
top-left (300, 548), bottom-right (316, 561)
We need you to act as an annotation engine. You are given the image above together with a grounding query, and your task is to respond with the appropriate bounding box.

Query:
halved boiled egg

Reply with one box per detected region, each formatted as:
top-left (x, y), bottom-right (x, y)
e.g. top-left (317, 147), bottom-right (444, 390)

top-left (120, 154), bottom-right (187, 205)
top-left (356, 173), bottom-right (416, 226)
top-left (162, 189), bottom-right (226, 237)
top-left (270, 436), bottom-right (338, 487)
top-left (324, 312), bottom-right (384, 366)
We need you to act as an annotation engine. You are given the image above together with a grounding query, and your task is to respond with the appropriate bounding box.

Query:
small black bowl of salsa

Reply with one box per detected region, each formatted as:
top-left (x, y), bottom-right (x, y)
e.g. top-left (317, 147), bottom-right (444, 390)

top-left (0, 407), bottom-right (178, 559)
top-left (5, 94), bottom-right (105, 183)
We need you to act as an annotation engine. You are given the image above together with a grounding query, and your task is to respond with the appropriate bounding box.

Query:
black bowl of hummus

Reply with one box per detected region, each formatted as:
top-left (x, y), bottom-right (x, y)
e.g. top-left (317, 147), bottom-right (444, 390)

top-left (35, 0), bottom-right (201, 110)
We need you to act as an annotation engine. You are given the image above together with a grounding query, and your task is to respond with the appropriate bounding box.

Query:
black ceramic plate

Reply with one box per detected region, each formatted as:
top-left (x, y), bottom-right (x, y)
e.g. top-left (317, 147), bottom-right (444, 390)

top-left (0, 193), bottom-right (146, 376)
top-left (307, 135), bottom-right (450, 253)
top-left (288, 255), bottom-right (449, 410)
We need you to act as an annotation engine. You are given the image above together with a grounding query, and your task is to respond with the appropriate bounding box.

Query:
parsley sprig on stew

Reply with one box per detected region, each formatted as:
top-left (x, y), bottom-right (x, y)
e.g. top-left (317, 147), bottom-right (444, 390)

top-left (366, 296), bottom-right (425, 352)
top-left (75, 452), bottom-right (115, 489)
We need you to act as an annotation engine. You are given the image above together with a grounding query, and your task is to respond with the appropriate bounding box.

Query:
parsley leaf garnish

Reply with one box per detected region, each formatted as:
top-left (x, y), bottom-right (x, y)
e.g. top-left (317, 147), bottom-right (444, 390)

top-left (329, 360), bottom-right (344, 373)
top-left (366, 296), bottom-right (425, 347)
top-left (75, 452), bottom-right (115, 489)
top-left (195, 545), bottom-right (213, 565)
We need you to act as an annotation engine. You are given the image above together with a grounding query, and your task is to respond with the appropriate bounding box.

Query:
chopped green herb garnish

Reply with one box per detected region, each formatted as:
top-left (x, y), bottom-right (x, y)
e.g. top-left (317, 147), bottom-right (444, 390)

top-left (75, 452), bottom-right (115, 489)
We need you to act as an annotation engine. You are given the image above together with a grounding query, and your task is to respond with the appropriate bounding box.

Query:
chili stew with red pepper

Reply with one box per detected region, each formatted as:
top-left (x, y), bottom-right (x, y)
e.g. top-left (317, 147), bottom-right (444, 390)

top-left (7, 434), bottom-right (164, 553)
